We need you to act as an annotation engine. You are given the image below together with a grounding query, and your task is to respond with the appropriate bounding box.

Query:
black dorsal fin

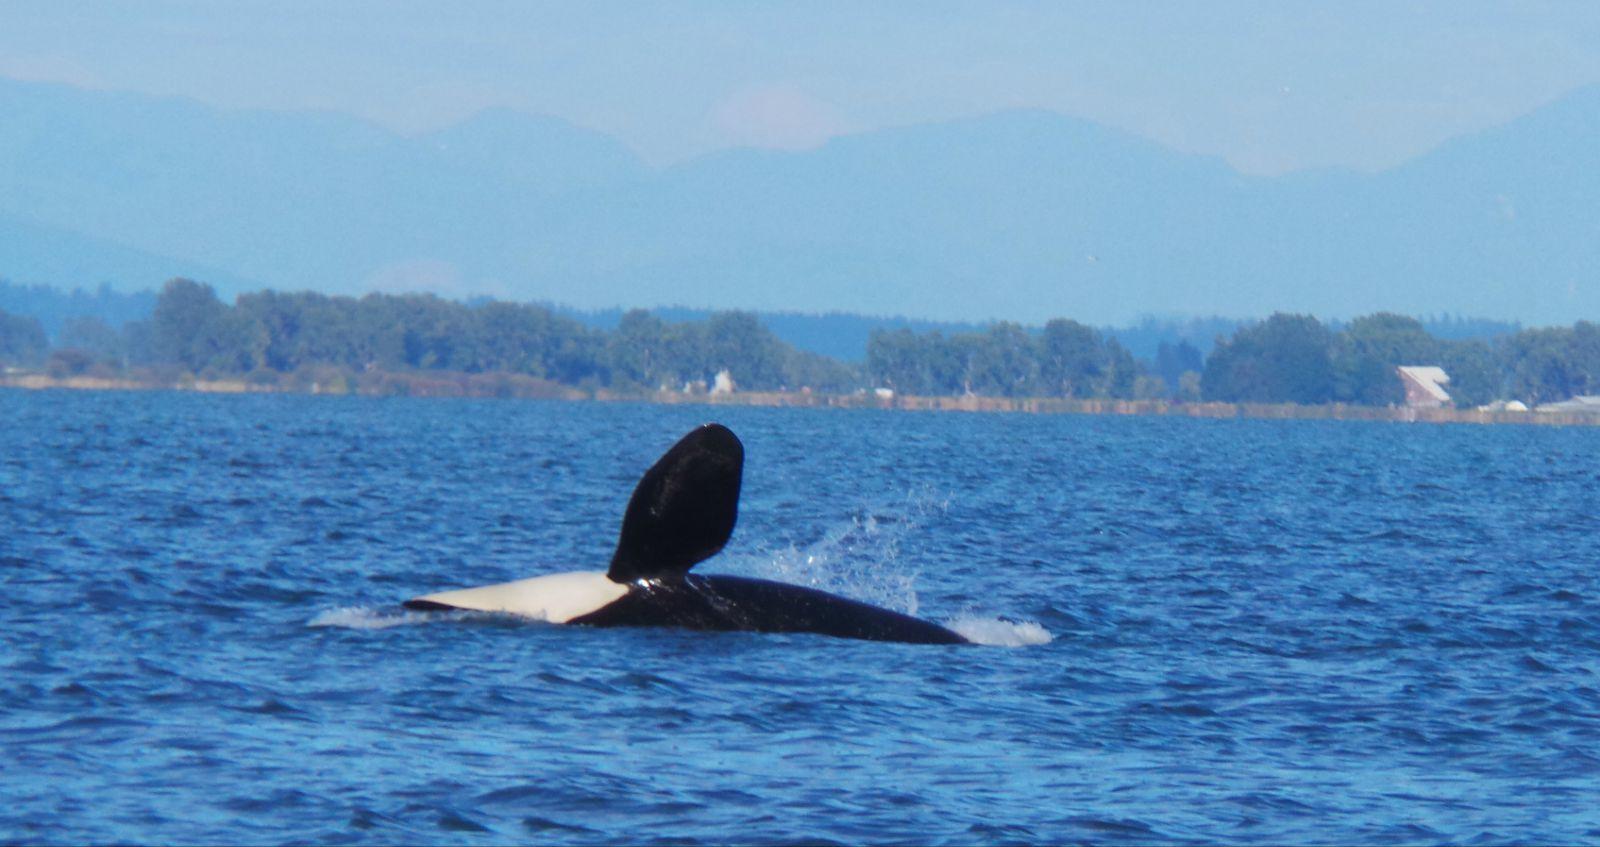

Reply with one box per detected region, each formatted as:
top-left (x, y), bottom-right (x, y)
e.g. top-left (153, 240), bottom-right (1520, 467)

top-left (607, 423), bottom-right (743, 583)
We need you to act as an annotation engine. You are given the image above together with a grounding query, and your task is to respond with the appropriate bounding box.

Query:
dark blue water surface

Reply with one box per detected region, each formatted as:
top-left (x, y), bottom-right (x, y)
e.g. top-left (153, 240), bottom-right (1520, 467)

top-left (4, 390), bottom-right (1600, 845)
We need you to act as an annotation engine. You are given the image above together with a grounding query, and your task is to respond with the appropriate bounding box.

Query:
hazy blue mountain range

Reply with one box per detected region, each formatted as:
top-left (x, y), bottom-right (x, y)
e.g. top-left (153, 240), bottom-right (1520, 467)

top-left (2, 77), bottom-right (1595, 325)
top-left (0, 212), bottom-right (258, 296)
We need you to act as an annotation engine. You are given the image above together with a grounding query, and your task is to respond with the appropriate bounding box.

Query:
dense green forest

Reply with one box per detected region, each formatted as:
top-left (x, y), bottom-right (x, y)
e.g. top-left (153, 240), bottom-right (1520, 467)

top-left (2, 278), bottom-right (1598, 407)
top-left (1197, 312), bottom-right (1600, 407)
top-left (865, 320), bottom-right (1149, 398)
top-left (864, 311), bottom-right (1600, 408)
top-left (0, 279), bottom-right (857, 393)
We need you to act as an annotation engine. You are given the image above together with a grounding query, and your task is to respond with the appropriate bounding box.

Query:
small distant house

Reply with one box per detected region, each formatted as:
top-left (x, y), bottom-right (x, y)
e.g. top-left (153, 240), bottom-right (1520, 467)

top-left (710, 369), bottom-right (735, 395)
top-left (1535, 395), bottom-right (1600, 415)
top-left (1396, 366), bottom-right (1451, 408)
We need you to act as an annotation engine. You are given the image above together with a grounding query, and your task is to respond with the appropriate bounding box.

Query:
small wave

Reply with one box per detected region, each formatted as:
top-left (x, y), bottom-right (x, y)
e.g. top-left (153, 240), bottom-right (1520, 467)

top-left (307, 606), bottom-right (438, 630)
top-left (947, 615), bottom-right (1053, 647)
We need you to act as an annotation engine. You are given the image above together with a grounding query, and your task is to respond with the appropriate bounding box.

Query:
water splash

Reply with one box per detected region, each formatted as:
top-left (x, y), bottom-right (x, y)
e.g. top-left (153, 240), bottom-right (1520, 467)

top-left (946, 615), bottom-right (1053, 647)
top-left (734, 488), bottom-right (950, 615)
top-left (730, 489), bottom-right (1054, 648)
top-left (307, 606), bottom-right (439, 630)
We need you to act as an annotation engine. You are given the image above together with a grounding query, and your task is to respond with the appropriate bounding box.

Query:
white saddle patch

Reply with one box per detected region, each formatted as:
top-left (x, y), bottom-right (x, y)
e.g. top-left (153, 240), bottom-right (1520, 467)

top-left (409, 570), bottom-right (628, 623)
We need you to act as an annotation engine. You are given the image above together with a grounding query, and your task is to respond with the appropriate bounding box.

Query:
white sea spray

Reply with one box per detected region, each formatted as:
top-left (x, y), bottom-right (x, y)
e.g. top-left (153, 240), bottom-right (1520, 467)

top-left (733, 487), bottom-right (951, 616)
top-left (306, 606), bottom-right (437, 630)
top-left (946, 615), bottom-right (1054, 647)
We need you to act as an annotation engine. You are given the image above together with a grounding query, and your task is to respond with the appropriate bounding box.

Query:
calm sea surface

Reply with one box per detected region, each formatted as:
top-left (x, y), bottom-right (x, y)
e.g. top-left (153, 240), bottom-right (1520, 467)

top-left (3, 390), bottom-right (1599, 845)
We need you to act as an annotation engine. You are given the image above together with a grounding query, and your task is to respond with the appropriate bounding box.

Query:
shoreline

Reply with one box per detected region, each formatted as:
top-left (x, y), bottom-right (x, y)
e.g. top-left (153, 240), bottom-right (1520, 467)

top-left (4, 373), bottom-right (1595, 427)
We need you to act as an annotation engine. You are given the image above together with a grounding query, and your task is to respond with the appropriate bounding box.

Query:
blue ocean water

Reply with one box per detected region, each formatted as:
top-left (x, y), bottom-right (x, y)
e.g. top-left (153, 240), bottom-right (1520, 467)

top-left (3, 390), bottom-right (1599, 845)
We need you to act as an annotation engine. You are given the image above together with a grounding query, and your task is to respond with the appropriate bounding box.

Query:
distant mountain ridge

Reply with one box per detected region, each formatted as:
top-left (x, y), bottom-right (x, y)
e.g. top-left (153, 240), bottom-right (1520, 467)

top-left (1, 77), bottom-right (1595, 324)
top-left (0, 212), bottom-right (259, 296)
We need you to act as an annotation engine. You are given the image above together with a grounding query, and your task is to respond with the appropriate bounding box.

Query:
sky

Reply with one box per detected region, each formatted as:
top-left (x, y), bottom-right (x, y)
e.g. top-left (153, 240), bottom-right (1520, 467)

top-left (4, 1), bottom-right (1600, 175)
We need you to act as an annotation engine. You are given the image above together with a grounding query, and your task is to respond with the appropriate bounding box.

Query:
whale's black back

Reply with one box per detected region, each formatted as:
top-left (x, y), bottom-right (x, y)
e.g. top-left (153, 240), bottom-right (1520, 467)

top-left (571, 574), bottom-right (969, 645)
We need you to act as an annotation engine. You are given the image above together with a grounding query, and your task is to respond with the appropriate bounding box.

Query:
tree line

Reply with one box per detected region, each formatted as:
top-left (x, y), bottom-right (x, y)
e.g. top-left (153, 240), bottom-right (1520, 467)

top-left (3, 278), bottom-right (1599, 407)
top-left (868, 311), bottom-right (1600, 407)
top-left (1198, 312), bottom-right (1600, 408)
top-left (0, 279), bottom-right (856, 393)
top-left (866, 320), bottom-right (1150, 398)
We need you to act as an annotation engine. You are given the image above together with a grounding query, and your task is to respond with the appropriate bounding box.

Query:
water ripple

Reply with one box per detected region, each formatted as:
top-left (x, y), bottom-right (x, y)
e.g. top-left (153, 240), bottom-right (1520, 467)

top-left (3, 393), bottom-right (1599, 843)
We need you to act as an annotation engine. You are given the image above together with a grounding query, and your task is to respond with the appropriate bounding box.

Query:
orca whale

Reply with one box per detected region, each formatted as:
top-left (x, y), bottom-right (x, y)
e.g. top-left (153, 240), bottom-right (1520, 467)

top-left (404, 423), bottom-right (968, 645)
